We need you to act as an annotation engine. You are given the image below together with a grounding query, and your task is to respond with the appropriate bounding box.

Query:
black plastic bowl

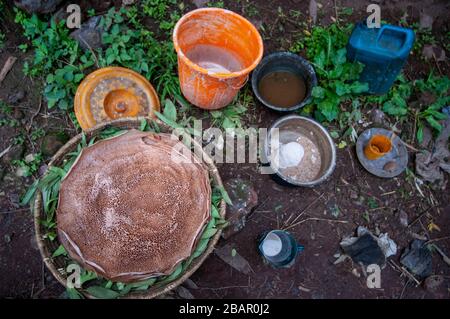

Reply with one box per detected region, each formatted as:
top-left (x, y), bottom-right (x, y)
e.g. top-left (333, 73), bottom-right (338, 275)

top-left (251, 52), bottom-right (317, 112)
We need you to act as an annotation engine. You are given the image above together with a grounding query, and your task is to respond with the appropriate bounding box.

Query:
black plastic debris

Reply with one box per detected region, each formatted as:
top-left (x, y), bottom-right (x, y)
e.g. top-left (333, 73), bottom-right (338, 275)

top-left (341, 233), bottom-right (386, 266)
top-left (400, 240), bottom-right (433, 278)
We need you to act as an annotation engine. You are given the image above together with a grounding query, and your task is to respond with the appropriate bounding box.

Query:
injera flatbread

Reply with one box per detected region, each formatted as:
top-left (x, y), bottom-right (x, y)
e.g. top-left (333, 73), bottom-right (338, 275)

top-left (56, 130), bottom-right (211, 282)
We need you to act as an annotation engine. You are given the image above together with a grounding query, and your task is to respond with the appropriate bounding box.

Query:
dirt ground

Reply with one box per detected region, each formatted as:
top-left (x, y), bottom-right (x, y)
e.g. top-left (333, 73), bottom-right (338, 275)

top-left (1, 0), bottom-right (449, 299)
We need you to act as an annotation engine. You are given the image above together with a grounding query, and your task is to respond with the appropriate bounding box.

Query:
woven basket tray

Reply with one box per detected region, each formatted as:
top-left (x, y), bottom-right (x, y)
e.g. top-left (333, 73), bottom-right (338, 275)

top-left (33, 117), bottom-right (226, 299)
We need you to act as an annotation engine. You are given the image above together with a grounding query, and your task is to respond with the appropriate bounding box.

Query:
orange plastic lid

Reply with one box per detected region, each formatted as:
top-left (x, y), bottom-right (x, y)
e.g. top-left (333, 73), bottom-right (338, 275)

top-left (74, 67), bottom-right (160, 130)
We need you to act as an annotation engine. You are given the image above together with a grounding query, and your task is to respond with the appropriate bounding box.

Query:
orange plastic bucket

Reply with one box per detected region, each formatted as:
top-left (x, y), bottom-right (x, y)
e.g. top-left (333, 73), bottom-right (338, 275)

top-left (364, 135), bottom-right (392, 160)
top-left (173, 8), bottom-right (263, 110)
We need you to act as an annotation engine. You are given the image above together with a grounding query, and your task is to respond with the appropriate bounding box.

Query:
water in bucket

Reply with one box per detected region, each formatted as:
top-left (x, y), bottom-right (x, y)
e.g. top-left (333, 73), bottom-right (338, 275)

top-left (186, 44), bottom-right (243, 74)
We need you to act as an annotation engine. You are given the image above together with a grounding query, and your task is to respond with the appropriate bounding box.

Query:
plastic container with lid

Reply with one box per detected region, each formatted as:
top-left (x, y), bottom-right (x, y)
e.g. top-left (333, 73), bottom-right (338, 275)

top-left (347, 22), bottom-right (415, 95)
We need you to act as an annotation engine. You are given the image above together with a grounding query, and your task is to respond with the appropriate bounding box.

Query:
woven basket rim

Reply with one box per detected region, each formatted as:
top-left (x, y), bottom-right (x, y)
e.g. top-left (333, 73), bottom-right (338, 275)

top-left (33, 117), bottom-right (226, 299)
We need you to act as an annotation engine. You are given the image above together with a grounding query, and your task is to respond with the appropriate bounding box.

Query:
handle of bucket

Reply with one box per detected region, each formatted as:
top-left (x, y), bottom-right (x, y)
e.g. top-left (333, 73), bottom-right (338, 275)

top-left (228, 75), bottom-right (249, 90)
top-left (297, 245), bottom-right (304, 253)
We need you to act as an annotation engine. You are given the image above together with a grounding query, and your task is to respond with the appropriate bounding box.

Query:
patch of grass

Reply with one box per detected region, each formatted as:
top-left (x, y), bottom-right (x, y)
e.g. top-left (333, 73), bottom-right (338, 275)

top-left (207, 1), bottom-right (225, 8)
top-left (141, 0), bottom-right (180, 33)
top-left (12, 153), bottom-right (42, 177)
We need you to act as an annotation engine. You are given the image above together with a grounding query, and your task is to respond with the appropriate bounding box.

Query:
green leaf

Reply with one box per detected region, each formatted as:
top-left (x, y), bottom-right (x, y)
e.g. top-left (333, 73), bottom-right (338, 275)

top-left (350, 82), bottom-right (369, 94)
top-left (211, 205), bottom-right (221, 219)
top-left (312, 86), bottom-right (326, 99)
top-left (201, 228), bottom-right (217, 240)
top-left (193, 238), bottom-right (209, 258)
top-left (417, 124), bottom-right (424, 144)
top-left (332, 48), bottom-right (347, 65)
top-left (154, 111), bottom-right (181, 129)
top-left (67, 288), bottom-right (83, 299)
top-left (85, 286), bottom-right (120, 299)
top-left (139, 118), bottom-right (148, 131)
top-left (314, 50), bottom-right (326, 69)
top-left (20, 179), bottom-right (39, 206)
top-left (319, 99), bottom-right (340, 122)
top-left (426, 116), bottom-right (443, 132)
top-left (52, 244), bottom-right (67, 258)
top-left (217, 186), bottom-right (232, 205)
top-left (159, 263), bottom-right (183, 284)
top-left (335, 82), bottom-right (350, 96)
top-left (163, 99), bottom-right (177, 123)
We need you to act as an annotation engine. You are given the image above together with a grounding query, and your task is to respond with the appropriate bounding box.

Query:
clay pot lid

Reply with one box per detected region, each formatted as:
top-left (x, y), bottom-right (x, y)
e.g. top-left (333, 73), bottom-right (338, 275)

top-left (74, 67), bottom-right (160, 131)
top-left (56, 130), bottom-right (211, 282)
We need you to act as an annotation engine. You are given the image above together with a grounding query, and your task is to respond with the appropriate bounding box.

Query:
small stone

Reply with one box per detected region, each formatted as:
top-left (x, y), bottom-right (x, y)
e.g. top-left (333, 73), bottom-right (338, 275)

top-left (15, 166), bottom-right (28, 177)
top-left (222, 178), bottom-right (258, 239)
top-left (1, 144), bottom-right (25, 164)
top-left (4, 234), bottom-right (12, 243)
top-left (424, 275), bottom-right (444, 291)
top-left (7, 90), bottom-right (25, 105)
top-left (24, 153), bottom-right (35, 163)
top-left (14, 0), bottom-right (63, 14)
top-left (398, 210), bottom-right (408, 227)
top-left (419, 11), bottom-right (433, 30)
top-left (176, 286), bottom-right (195, 299)
top-left (70, 16), bottom-right (103, 51)
top-left (422, 45), bottom-right (446, 62)
top-left (370, 109), bottom-right (386, 125)
top-left (41, 132), bottom-right (68, 156)
top-left (383, 161), bottom-right (397, 172)
top-left (349, 190), bottom-right (358, 200)
top-left (13, 108), bottom-right (24, 120)
top-left (182, 279), bottom-right (199, 290)
top-left (193, 0), bottom-right (209, 8)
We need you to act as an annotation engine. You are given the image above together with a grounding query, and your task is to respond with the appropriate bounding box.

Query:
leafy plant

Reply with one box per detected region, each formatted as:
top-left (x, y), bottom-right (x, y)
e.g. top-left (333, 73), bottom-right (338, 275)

top-left (302, 23), bottom-right (368, 122)
top-left (366, 74), bottom-right (413, 117)
top-left (414, 74), bottom-right (450, 142)
top-left (12, 153), bottom-right (43, 177)
top-left (211, 89), bottom-right (251, 130)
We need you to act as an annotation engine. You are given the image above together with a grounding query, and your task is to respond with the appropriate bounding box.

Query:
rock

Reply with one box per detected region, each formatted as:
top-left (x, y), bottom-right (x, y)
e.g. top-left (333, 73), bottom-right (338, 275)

top-left (14, 0), bottom-right (63, 14)
top-left (192, 0), bottom-right (209, 8)
top-left (7, 90), bottom-right (25, 105)
top-left (422, 45), bottom-right (446, 62)
top-left (370, 109), bottom-right (387, 126)
top-left (383, 161), bottom-right (397, 172)
top-left (424, 275), bottom-right (444, 291)
top-left (13, 108), bottom-right (24, 120)
top-left (309, 0), bottom-right (318, 24)
top-left (1, 144), bottom-right (25, 164)
top-left (215, 244), bottom-right (252, 275)
top-left (222, 178), bottom-right (258, 239)
top-left (70, 16), bottom-right (103, 51)
top-left (176, 286), bottom-right (195, 299)
top-left (398, 210), bottom-right (408, 227)
top-left (182, 279), bottom-right (199, 290)
top-left (24, 153), bottom-right (36, 163)
top-left (400, 240), bottom-right (432, 278)
top-left (419, 11), bottom-right (433, 30)
top-left (52, 7), bottom-right (70, 24)
top-left (41, 132), bottom-right (69, 156)
top-left (4, 234), bottom-right (12, 243)
top-left (122, 0), bottom-right (135, 5)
